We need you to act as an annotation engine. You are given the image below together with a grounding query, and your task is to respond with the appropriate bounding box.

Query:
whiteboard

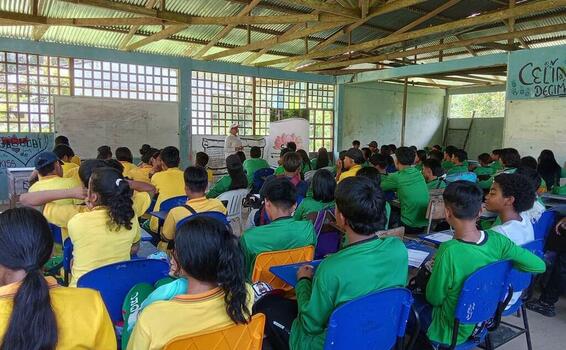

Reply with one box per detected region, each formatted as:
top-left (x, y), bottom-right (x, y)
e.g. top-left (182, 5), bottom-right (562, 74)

top-left (503, 98), bottom-right (566, 165)
top-left (54, 96), bottom-right (179, 159)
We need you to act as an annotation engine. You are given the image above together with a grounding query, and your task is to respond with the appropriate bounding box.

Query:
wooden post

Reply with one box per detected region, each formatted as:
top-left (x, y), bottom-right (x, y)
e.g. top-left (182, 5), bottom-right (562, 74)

top-left (401, 77), bottom-right (408, 146)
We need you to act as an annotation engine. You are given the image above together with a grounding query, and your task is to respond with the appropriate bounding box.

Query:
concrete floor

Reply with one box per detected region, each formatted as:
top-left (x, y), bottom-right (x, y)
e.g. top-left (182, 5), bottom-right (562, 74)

top-left (498, 296), bottom-right (566, 350)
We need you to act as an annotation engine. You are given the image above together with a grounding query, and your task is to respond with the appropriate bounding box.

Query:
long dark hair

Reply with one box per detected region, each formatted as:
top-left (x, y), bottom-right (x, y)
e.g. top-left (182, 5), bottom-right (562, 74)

top-left (312, 169), bottom-right (335, 203)
top-left (297, 149), bottom-right (312, 171)
top-left (175, 217), bottom-right (250, 324)
top-left (537, 149), bottom-right (562, 189)
top-left (90, 167), bottom-right (135, 230)
top-left (226, 154), bottom-right (248, 190)
top-left (316, 147), bottom-right (329, 169)
top-left (0, 207), bottom-right (57, 350)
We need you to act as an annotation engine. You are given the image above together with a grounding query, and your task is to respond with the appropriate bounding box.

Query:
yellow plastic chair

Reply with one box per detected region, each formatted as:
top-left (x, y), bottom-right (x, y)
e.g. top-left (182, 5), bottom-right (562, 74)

top-left (252, 246), bottom-right (315, 291)
top-left (163, 313), bottom-right (265, 350)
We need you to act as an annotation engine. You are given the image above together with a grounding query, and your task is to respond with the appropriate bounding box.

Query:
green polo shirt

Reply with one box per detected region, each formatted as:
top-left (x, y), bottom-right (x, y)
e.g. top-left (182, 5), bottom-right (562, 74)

top-left (240, 217), bottom-right (316, 278)
top-left (302, 162), bottom-right (314, 174)
top-left (206, 175), bottom-right (232, 198)
top-left (561, 167), bottom-right (566, 178)
top-left (427, 178), bottom-right (446, 190)
top-left (289, 236), bottom-right (408, 350)
top-left (442, 160), bottom-right (454, 170)
top-left (491, 160), bottom-right (503, 172)
top-left (447, 164), bottom-right (468, 175)
top-left (275, 166), bottom-right (285, 176)
top-left (243, 158), bottom-right (270, 184)
top-left (293, 198), bottom-right (335, 221)
top-left (474, 166), bottom-right (495, 177)
top-left (426, 229), bottom-right (546, 345)
top-left (381, 166), bottom-right (429, 228)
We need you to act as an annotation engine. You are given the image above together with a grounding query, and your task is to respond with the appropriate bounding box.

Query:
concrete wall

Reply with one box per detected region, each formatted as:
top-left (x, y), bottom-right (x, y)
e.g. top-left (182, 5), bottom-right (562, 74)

top-left (445, 117), bottom-right (504, 160)
top-left (339, 82), bottom-right (445, 150)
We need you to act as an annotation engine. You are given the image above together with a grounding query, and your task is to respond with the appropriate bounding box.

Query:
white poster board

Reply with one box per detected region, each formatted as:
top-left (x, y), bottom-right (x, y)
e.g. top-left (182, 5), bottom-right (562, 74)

top-left (54, 96), bottom-right (179, 159)
top-left (503, 98), bottom-right (566, 165)
top-left (265, 118), bottom-right (310, 166)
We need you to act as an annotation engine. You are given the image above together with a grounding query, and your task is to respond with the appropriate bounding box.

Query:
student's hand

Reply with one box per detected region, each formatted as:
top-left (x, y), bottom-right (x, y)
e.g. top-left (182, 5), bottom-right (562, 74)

top-left (297, 265), bottom-right (314, 280)
top-left (556, 218), bottom-right (566, 236)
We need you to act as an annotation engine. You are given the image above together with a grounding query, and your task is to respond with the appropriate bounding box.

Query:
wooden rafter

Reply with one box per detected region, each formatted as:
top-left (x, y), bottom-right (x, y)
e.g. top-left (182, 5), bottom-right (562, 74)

top-left (190, 0), bottom-right (262, 59)
top-left (201, 19), bottom-right (354, 61)
top-left (359, 0), bottom-right (370, 18)
top-left (299, 22), bottom-right (566, 71)
top-left (126, 24), bottom-right (188, 51)
top-left (455, 34), bottom-right (477, 56)
top-left (31, 0), bottom-right (48, 41)
top-left (277, 0), bottom-right (361, 18)
top-left (119, 0), bottom-right (159, 50)
top-left (257, 0), bottom-right (566, 67)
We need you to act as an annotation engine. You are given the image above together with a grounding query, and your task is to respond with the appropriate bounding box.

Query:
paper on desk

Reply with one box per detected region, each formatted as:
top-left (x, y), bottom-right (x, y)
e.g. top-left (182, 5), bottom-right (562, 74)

top-left (408, 249), bottom-right (430, 268)
top-left (425, 231), bottom-right (453, 243)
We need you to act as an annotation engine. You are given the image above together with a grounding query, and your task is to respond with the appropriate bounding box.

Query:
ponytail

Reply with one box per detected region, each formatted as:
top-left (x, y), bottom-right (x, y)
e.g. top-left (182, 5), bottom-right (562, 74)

top-left (90, 167), bottom-right (135, 230)
top-left (175, 217), bottom-right (250, 324)
top-left (226, 154), bottom-right (248, 190)
top-left (0, 208), bottom-right (58, 350)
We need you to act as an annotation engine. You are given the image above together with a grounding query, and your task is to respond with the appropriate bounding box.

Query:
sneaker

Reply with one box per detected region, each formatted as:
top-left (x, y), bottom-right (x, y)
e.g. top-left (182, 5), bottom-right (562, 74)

top-left (525, 299), bottom-right (556, 317)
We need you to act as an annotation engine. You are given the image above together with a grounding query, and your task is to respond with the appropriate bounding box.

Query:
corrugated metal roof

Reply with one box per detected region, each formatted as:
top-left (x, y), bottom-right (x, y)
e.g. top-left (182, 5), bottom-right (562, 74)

top-left (0, 0), bottom-right (563, 77)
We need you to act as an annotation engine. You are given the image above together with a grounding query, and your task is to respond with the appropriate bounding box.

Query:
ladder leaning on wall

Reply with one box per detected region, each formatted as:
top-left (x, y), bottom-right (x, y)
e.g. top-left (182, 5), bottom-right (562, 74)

top-left (443, 110), bottom-right (476, 150)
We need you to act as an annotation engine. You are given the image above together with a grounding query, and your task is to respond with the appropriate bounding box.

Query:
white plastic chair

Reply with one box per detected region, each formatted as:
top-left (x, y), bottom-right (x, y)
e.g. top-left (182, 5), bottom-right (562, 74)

top-left (304, 169), bottom-right (317, 182)
top-left (218, 188), bottom-right (249, 234)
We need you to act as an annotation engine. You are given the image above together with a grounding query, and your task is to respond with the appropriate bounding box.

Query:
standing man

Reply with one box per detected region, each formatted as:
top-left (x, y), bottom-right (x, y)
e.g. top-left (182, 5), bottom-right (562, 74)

top-left (224, 122), bottom-right (243, 157)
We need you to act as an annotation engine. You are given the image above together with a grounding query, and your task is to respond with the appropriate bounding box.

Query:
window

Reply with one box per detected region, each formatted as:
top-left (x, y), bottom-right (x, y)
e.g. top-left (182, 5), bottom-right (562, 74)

top-left (308, 83), bottom-right (335, 152)
top-left (191, 71), bottom-right (253, 136)
top-left (191, 71), bottom-right (335, 151)
top-left (448, 92), bottom-right (505, 119)
top-left (0, 51), bottom-right (71, 132)
top-left (74, 59), bottom-right (178, 102)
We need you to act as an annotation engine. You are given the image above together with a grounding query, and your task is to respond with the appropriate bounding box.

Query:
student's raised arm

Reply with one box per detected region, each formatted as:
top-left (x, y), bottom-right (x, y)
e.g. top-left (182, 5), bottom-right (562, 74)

top-left (19, 187), bottom-right (86, 207)
top-left (500, 235), bottom-right (546, 274)
top-left (380, 172), bottom-right (398, 191)
top-left (127, 179), bottom-right (156, 196)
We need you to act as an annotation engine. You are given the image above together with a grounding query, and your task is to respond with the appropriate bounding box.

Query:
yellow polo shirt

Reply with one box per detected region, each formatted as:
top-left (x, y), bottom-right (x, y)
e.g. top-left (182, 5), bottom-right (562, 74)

top-left (207, 168), bottom-right (214, 183)
top-left (338, 164), bottom-right (362, 183)
top-left (120, 161), bottom-right (138, 176)
top-left (162, 197), bottom-right (227, 242)
top-left (128, 165), bottom-right (152, 183)
top-left (127, 285), bottom-right (254, 350)
top-left (150, 168), bottom-right (185, 232)
top-left (67, 207), bottom-right (141, 287)
top-left (0, 277), bottom-right (116, 349)
top-left (71, 155), bottom-right (81, 166)
top-left (61, 161), bottom-right (79, 178)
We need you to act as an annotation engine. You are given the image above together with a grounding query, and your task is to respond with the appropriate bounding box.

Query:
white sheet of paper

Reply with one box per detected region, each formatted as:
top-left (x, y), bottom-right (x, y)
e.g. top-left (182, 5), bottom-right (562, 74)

top-left (408, 249), bottom-right (430, 268)
top-left (425, 231), bottom-right (453, 243)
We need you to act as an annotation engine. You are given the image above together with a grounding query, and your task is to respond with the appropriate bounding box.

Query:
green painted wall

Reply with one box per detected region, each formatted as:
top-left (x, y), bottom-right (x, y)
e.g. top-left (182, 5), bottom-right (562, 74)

top-left (340, 82), bottom-right (445, 150)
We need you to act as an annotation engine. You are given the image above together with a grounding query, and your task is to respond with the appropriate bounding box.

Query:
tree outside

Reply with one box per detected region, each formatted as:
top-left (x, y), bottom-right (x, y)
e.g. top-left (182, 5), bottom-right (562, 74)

top-left (448, 92), bottom-right (506, 119)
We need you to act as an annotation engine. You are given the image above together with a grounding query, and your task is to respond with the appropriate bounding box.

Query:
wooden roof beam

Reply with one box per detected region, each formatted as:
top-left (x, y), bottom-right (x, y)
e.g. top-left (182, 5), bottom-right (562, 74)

top-left (300, 22), bottom-right (566, 71)
top-left (126, 24), bottom-right (187, 51)
top-left (277, 0), bottom-right (361, 18)
top-left (119, 0), bottom-right (159, 50)
top-left (258, 0), bottom-right (566, 67)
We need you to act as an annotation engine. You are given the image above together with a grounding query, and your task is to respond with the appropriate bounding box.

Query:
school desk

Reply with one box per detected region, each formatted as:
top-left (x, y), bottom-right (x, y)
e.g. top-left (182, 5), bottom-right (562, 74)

top-left (419, 229), bottom-right (454, 246)
top-left (149, 210), bottom-right (169, 221)
top-left (269, 260), bottom-right (323, 287)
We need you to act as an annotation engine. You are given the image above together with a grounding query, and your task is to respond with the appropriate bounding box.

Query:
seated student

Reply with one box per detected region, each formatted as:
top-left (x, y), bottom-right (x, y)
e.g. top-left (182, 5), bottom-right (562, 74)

top-left (311, 147), bottom-right (330, 170)
top-left (0, 207), bottom-right (116, 349)
top-left (53, 144), bottom-right (79, 179)
top-left (422, 159), bottom-right (446, 190)
top-left (428, 149), bottom-right (443, 162)
top-left (520, 156), bottom-right (547, 193)
top-left (441, 145), bottom-right (457, 171)
top-left (275, 148), bottom-right (291, 176)
top-left (293, 169), bottom-right (335, 221)
top-left (297, 149), bottom-right (313, 175)
top-left (241, 177), bottom-right (316, 278)
top-left (116, 146), bottom-right (137, 176)
top-left (414, 181), bottom-right (545, 347)
top-left (337, 148), bottom-right (364, 182)
top-left (127, 217), bottom-right (253, 350)
top-left (500, 148), bottom-right (521, 173)
top-left (431, 144), bottom-right (442, 152)
top-left (161, 166), bottom-right (227, 247)
top-left (352, 140), bottom-right (360, 149)
top-left (537, 149), bottom-right (562, 192)
top-left (369, 153), bottom-right (389, 175)
top-left (28, 151), bottom-right (79, 205)
top-left (490, 149), bottom-right (503, 172)
top-left (236, 150), bottom-right (246, 164)
top-left (243, 146), bottom-right (270, 184)
top-left (195, 151), bottom-right (214, 183)
top-left (55, 135), bottom-right (81, 165)
top-left (415, 150), bottom-right (427, 171)
top-left (287, 142), bottom-right (298, 152)
top-left (254, 177), bottom-right (408, 350)
top-left (356, 167), bottom-right (391, 228)
top-left (334, 150), bottom-right (347, 181)
top-left (267, 152), bottom-right (309, 199)
top-left (128, 147), bottom-right (158, 184)
top-left (96, 145), bottom-right (113, 160)
top-left (67, 167), bottom-right (141, 286)
top-left (475, 153), bottom-right (496, 178)
top-left (207, 154), bottom-right (248, 198)
top-left (361, 147), bottom-right (371, 166)
top-left (150, 146), bottom-right (185, 233)
top-left (485, 173), bottom-right (537, 245)
top-left (447, 149), bottom-right (468, 175)
top-left (368, 140), bottom-right (378, 155)
top-left (381, 147), bottom-right (429, 233)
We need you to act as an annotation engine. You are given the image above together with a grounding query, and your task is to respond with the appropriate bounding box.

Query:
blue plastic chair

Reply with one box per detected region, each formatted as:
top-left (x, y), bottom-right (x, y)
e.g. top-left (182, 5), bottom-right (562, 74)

top-left (252, 168), bottom-right (274, 193)
top-left (430, 260), bottom-right (512, 350)
top-left (445, 172), bottom-right (478, 183)
top-left (49, 223), bottom-right (63, 245)
top-left (63, 238), bottom-right (73, 286)
top-left (533, 210), bottom-right (556, 242)
top-left (324, 288), bottom-right (414, 350)
top-left (159, 195), bottom-right (188, 212)
top-left (175, 211), bottom-right (230, 230)
top-left (77, 259), bottom-right (169, 323)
